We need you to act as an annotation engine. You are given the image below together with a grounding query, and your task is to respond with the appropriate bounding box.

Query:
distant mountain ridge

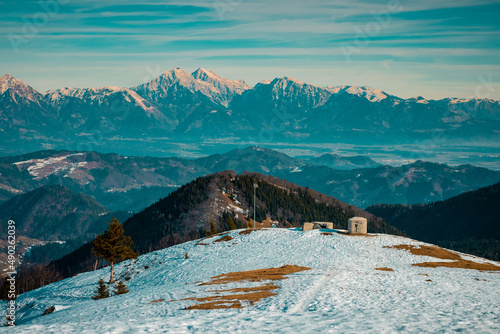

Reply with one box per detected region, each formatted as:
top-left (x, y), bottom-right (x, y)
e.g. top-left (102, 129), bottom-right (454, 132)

top-left (1, 69), bottom-right (499, 156)
top-left (366, 182), bottom-right (500, 261)
top-left (1, 147), bottom-right (499, 211)
top-left (282, 159), bottom-right (500, 208)
top-left (308, 153), bottom-right (381, 170)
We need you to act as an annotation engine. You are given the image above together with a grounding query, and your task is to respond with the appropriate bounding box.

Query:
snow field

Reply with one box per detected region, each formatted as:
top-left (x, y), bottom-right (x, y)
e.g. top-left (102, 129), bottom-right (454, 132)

top-left (3, 228), bottom-right (499, 333)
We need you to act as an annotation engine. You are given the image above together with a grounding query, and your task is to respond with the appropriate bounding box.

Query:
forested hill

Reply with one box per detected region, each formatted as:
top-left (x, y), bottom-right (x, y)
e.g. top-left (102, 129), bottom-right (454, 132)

top-left (367, 182), bottom-right (500, 261)
top-left (53, 171), bottom-right (401, 277)
top-left (0, 185), bottom-right (109, 241)
top-left (123, 171), bottom-right (402, 254)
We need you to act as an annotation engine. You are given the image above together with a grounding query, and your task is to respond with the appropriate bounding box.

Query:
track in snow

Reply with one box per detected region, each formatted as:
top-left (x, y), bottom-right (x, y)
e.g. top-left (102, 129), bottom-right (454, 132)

top-left (287, 266), bottom-right (336, 314)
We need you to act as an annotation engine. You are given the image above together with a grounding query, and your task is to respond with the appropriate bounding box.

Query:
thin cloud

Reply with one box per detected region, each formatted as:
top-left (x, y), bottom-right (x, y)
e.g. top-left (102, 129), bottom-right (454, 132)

top-left (0, 0), bottom-right (498, 99)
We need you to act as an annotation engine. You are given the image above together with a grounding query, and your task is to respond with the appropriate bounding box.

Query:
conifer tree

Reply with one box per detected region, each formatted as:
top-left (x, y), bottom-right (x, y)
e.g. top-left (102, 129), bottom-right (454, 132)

top-left (228, 216), bottom-right (236, 230)
top-left (209, 218), bottom-right (217, 236)
top-left (92, 217), bottom-right (138, 283)
top-left (113, 281), bottom-right (129, 295)
top-left (92, 278), bottom-right (110, 300)
top-left (0, 279), bottom-right (11, 302)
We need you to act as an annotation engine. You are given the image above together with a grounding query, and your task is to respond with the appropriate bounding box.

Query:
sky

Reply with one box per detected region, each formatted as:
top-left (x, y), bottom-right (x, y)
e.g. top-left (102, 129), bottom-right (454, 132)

top-left (1, 0), bottom-right (499, 99)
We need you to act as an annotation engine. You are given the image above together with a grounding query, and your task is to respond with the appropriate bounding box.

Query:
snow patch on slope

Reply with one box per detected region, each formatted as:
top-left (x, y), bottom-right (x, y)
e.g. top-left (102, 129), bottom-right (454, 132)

top-left (0, 74), bottom-right (14, 94)
top-left (13, 153), bottom-right (87, 180)
top-left (327, 85), bottom-right (389, 102)
top-left (45, 86), bottom-right (122, 102)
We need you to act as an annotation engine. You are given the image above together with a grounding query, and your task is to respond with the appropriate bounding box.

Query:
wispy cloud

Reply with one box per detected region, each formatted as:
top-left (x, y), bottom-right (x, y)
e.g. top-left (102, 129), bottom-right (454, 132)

top-left (0, 0), bottom-right (499, 99)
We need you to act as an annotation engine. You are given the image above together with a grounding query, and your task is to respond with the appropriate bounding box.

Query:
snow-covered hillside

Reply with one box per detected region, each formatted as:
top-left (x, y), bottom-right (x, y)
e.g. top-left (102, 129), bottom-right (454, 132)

top-left (5, 228), bottom-right (500, 333)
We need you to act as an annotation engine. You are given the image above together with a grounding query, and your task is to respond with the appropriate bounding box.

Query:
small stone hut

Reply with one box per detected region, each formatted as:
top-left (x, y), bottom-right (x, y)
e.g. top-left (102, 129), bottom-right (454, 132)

top-left (302, 222), bottom-right (334, 231)
top-left (348, 217), bottom-right (367, 234)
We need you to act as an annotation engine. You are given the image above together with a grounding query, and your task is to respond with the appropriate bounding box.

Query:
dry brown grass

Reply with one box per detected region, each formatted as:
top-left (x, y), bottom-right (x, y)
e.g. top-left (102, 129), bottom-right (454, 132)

top-left (375, 267), bottom-right (394, 272)
top-left (182, 290), bottom-right (278, 310)
top-left (149, 299), bottom-right (164, 304)
top-left (205, 284), bottom-right (280, 294)
top-left (239, 229), bottom-right (256, 235)
top-left (321, 232), bottom-right (333, 236)
top-left (414, 260), bottom-right (500, 271)
top-left (214, 235), bottom-right (234, 243)
top-left (385, 244), bottom-right (500, 272)
top-left (239, 228), bottom-right (271, 235)
top-left (182, 265), bottom-right (310, 310)
top-left (385, 244), bottom-right (460, 260)
top-left (201, 265), bottom-right (311, 285)
top-left (195, 232), bottom-right (229, 245)
top-left (185, 300), bottom-right (242, 310)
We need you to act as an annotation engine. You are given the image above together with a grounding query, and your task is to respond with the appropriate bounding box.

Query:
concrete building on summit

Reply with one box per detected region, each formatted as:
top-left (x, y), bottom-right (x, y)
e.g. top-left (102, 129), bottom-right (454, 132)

top-left (348, 217), bottom-right (367, 234)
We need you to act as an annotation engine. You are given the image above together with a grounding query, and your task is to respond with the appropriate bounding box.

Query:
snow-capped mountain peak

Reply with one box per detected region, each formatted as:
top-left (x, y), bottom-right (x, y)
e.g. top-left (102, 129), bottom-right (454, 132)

top-left (134, 67), bottom-right (250, 107)
top-left (0, 73), bottom-right (15, 92)
top-left (447, 97), bottom-right (497, 104)
top-left (45, 86), bottom-right (123, 102)
top-left (161, 67), bottom-right (193, 83)
top-left (137, 67), bottom-right (198, 93)
top-left (282, 76), bottom-right (305, 85)
top-left (0, 74), bottom-right (42, 102)
top-left (327, 85), bottom-right (390, 102)
top-left (269, 77), bottom-right (324, 90)
top-left (192, 67), bottom-right (218, 80)
top-left (252, 77), bottom-right (334, 109)
top-left (409, 96), bottom-right (429, 104)
top-left (0, 74), bottom-right (14, 94)
top-left (191, 67), bottom-right (250, 106)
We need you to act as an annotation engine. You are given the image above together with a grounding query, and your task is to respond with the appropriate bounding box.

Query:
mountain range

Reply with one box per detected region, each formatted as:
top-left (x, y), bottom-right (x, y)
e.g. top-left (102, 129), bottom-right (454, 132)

top-left (308, 153), bottom-right (381, 169)
top-left (2, 147), bottom-right (499, 211)
top-left (1, 68), bottom-right (499, 156)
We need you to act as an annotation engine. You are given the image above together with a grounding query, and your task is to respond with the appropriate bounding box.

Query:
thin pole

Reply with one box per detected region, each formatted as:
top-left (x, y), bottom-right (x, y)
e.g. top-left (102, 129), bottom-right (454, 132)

top-left (254, 184), bottom-right (256, 228)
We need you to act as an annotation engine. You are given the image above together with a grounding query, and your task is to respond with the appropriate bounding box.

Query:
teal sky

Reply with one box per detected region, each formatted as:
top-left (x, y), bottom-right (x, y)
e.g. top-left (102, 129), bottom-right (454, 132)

top-left (1, 0), bottom-right (499, 99)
